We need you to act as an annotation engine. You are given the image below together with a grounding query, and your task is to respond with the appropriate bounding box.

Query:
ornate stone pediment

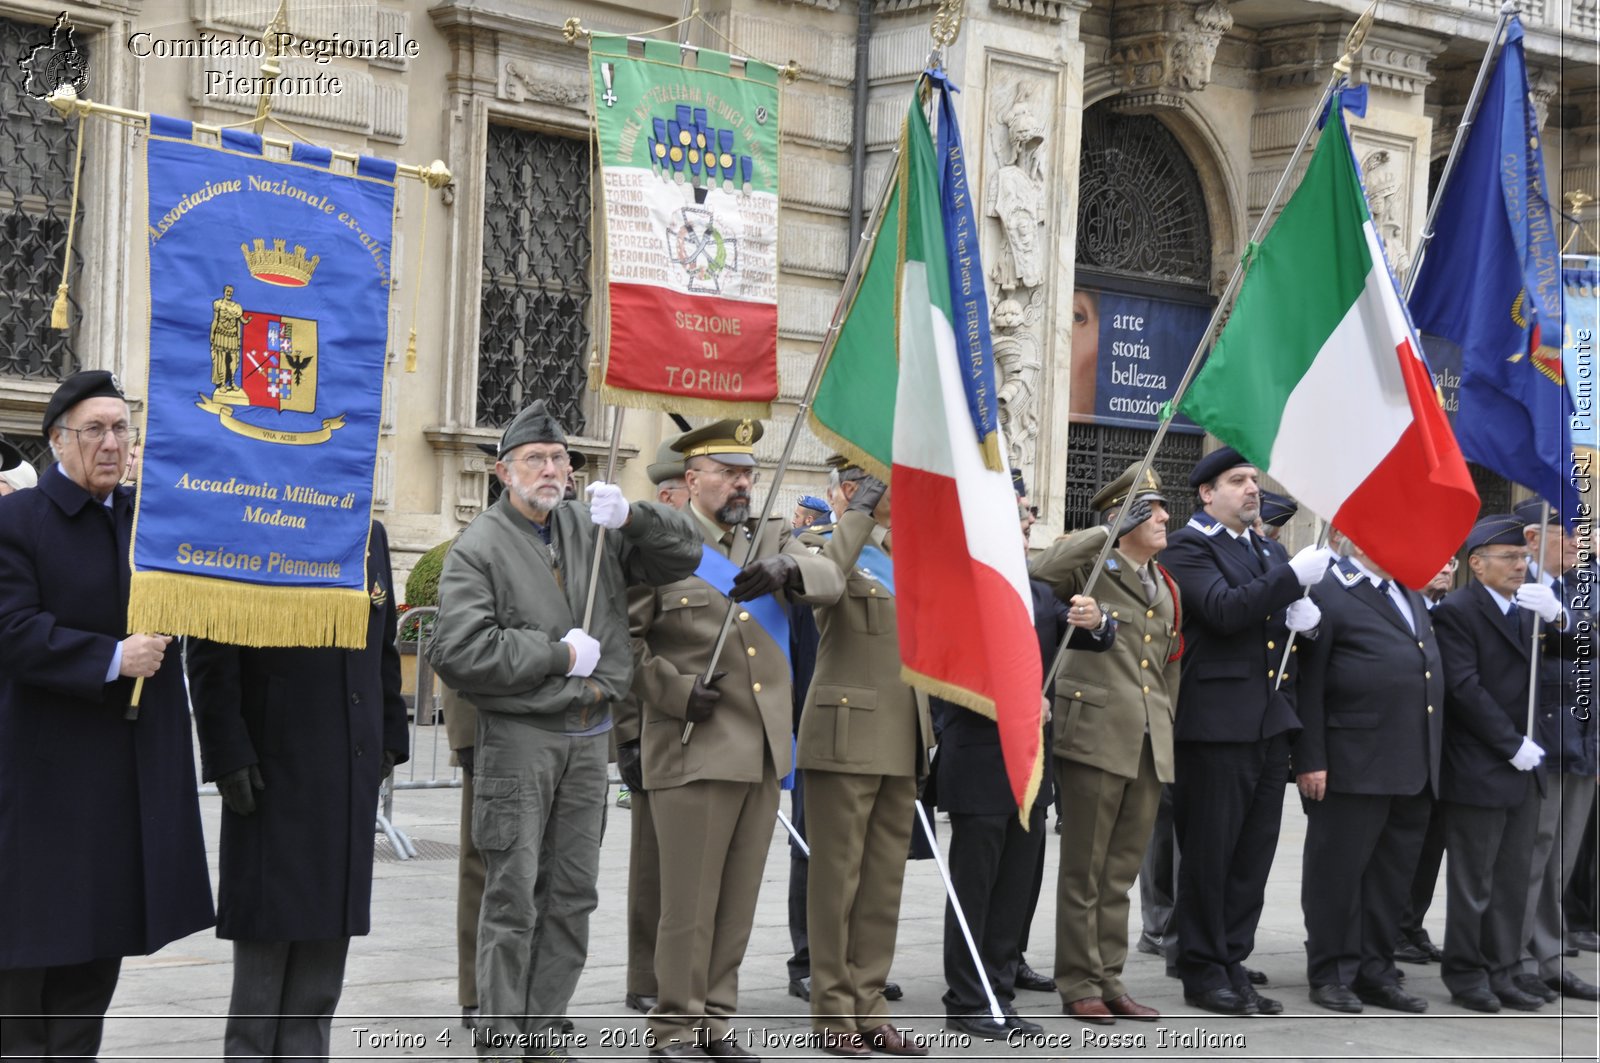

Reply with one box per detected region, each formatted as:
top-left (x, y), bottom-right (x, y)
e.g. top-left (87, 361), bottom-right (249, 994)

top-left (1108, 0), bottom-right (1233, 99)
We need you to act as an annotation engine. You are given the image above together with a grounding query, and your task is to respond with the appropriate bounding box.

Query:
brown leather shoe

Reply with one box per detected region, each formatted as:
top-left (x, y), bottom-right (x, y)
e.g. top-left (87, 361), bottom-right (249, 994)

top-left (863, 1023), bottom-right (928, 1056)
top-left (1103, 994), bottom-right (1160, 1021)
top-left (819, 1031), bottom-right (870, 1058)
top-left (1063, 996), bottom-right (1116, 1025)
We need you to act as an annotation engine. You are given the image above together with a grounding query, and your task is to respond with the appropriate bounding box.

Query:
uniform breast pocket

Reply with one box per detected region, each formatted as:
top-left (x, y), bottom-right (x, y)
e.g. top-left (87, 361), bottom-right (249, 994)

top-left (844, 581), bottom-right (888, 635)
top-left (814, 683), bottom-right (876, 762)
top-left (657, 587), bottom-right (711, 638)
top-left (1056, 679), bottom-right (1108, 756)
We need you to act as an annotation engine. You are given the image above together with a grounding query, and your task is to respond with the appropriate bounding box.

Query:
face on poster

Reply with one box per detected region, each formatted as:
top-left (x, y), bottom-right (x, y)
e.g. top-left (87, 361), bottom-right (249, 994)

top-left (1070, 287), bottom-right (1209, 433)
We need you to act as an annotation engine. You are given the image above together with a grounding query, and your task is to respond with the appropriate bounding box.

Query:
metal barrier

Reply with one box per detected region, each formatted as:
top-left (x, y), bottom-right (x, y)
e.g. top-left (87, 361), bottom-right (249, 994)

top-left (379, 606), bottom-right (462, 860)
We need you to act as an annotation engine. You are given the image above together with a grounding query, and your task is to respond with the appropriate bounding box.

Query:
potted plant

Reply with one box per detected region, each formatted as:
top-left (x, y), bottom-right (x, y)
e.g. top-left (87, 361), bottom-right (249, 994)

top-left (397, 538), bottom-right (452, 712)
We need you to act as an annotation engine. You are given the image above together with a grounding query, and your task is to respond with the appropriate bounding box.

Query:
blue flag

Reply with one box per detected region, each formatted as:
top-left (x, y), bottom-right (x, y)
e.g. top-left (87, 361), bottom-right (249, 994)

top-left (129, 116), bottom-right (397, 650)
top-left (1409, 18), bottom-right (1577, 519)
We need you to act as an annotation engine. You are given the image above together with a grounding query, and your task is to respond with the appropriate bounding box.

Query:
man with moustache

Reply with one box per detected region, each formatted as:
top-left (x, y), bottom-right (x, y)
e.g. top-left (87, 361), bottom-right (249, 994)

top-left (1432, 514), bottom-right (1574, 1012)
top-left (428, 400), bottom-right (699, 1060)
top-left (0, 371), bottom-right (213, 1059)
top-left (1031, 463), bottom-right (1180, 1025)
top-left (1159, 447), bottom-right (1334, 1016)
top-left (614, 438), bottom-right (693, 1019)
top-left (627, 420), bottom-right (841, 1059)
top-left (1294, 531), bottom-right (1442, 1015)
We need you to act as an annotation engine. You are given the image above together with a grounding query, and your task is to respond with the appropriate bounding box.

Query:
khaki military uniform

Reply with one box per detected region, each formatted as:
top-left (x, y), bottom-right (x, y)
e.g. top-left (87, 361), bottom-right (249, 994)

top-left (627, 509), bottom-right (842, 1049)
top-left (797, 509), bottom-right (933, 1036)
top-left (1031, 525), bottom-right (1180, 1005)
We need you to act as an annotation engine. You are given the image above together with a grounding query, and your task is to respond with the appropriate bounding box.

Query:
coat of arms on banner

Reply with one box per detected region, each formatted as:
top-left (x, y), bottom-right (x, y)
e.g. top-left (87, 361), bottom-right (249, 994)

top-left (197, 240), bottom-right (343, 444)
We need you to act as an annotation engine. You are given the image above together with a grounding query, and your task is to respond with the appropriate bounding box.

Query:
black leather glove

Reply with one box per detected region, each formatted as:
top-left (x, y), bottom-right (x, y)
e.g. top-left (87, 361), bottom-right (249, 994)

top-left (381, 749), bottom-right (398, 781)
top-left (686, 671), bottom-right (727, 723)
top-left (1110, 497), bottom-right (1153, 542)
top-left (457, 745), bottom-right (475, 777)
top-left (218, 764), bottom-right (265, 816)
top-left (617, 740), bottom-right (645, 793)
top-left (846, 474), bottom-right (887, 516)
top-left (730, 554), bottom-right (800, 601)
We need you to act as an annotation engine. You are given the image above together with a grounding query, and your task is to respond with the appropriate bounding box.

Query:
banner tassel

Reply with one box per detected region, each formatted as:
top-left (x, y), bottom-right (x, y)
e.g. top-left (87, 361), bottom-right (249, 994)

top-left (51, 106), bottom-right (88, 331)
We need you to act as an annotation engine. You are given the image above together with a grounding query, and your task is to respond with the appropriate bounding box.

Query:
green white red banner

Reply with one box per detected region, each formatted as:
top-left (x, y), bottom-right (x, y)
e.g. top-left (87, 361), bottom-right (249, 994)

top-left (589, 34), bottom-right (781, 418)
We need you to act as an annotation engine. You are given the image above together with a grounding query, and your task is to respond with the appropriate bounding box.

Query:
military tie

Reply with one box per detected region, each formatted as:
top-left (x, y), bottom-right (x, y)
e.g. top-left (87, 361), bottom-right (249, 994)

top-left (1503, 600), bottom-right (1524, 640)
top-left (1376, 580), bottom-right (1415, 634)
top-left (1236, 531), bottom-right (1262, 572)
top-left (1137, 566), bottom-right (1160, 605)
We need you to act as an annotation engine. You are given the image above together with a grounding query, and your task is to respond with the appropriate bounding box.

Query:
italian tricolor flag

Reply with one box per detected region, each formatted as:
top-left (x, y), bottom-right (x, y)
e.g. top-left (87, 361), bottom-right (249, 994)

top-left (1178, 95), bottom-right (1478, 588)
top-left (811, 86), bottom-right (1045, 815)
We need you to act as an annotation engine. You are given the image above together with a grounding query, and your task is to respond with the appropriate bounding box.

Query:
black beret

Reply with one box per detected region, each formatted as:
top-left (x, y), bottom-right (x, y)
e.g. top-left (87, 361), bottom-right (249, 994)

top-left (1511, 497), bottom-right (1561, 527)
top-left (1011, 467), bottom-right (1027, 497)
top-left (479, 438), bottom-right (584, 469)
top-left (1465, 514), bottom-right (1527, 553)
top-left (1259, 490), bottom-right (1299, 528)
top-left (43, 370), bottom-right (124, 434)
top-left (1188, 445), bottom-right (1251, 489)
top-left (0, 433), bottom-right (20, 473)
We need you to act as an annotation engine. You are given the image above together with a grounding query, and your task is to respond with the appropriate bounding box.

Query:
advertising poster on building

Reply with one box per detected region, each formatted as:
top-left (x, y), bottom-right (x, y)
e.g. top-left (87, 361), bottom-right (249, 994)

top-left (1070, 285), bottom-right (1210, 433)
top-left (590, 33), bottom-right (780, 417)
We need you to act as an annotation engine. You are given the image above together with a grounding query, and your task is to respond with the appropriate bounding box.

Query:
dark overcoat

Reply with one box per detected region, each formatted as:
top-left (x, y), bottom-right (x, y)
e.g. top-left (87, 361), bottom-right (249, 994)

top-left (0, 467), bottom-right (214, 968)
top-left (1293, 563), bottom-right (1444, 796)
top-left (187, 521), bottom-right (410, 941)
top-left (1160, 515), bottom-right (1301, 741)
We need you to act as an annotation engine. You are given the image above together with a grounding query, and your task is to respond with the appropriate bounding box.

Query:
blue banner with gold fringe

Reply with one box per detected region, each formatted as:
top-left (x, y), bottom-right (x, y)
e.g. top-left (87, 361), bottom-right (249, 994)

top-left (129, 116), bottom-right (396, 649)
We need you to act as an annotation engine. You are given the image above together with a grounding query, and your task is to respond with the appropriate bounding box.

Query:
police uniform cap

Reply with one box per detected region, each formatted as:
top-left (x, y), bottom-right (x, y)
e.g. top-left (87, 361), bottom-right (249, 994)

top-left (1259, 490), bottom-right (1299, 528)
top-left (798, 494), bottom-right (830, 515)
top-left (1011, 467), bottom-right (1028, 498)
top-left (672, 419), bottom-right (761, 467)
top-left (1092, 462), bottom-right (1166, 513)
top-left (1464, 514), bottom-right (1527, 553)
top-left (1511, 497), bottom-right (1562, 528)
top-left (43, 369), bottom-right (125, 434)
top-left (1187, 445), bottom-right (1252, 489)
top-left (480, 438), bottom-right (584, 469)
top-left (647, 438), bottom-right (687, 484)
top-left (498, 399), bottom-right (569, 458)
top-left (0, 433), bottom-right (20, 473)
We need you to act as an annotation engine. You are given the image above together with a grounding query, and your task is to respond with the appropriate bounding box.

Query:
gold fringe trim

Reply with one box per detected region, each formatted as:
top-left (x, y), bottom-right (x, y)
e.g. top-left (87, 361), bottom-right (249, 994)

top-left (979, 430), bottom-right (1003, 473)
top-left (902, 662), bottom-right (1044, 827)
top-left (50, 283), bottom-right (71, 329)
top-left (129, 571), bottom-right (370, 650)
top-left (599, 384), bottom-right (771, 421)
top-left (805, 414), bottom-right (891, 483)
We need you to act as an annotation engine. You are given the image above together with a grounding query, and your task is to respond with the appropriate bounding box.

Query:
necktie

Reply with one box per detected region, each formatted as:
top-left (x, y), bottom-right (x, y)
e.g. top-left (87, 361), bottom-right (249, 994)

top-left (1377, 580), bottom-right (1414, 633)
top-left (1504, 601), bottom-right (1524, 640)
top-left (1137, 566), bottom-right (1159, 605)
top-left (1236, 532), bottom-right (1260, 572)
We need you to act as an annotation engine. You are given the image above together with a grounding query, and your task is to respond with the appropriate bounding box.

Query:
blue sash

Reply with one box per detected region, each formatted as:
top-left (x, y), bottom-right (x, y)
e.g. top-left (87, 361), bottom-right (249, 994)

top-left (695, 545), bottom-right (791, 665)
top-left (812, 530), bottom-right (895, 596)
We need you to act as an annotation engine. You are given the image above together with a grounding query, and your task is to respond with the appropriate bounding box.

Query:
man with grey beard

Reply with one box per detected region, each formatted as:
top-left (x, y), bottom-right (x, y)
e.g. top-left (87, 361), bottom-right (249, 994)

top-left (429, 400), bottom-right (700, 1062)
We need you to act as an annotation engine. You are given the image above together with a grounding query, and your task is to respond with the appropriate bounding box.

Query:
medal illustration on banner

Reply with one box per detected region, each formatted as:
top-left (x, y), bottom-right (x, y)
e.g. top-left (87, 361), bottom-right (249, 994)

top-left (647, 104), bottom-right (752, 294)
top-left (195, 239), bottom-right (347, 445)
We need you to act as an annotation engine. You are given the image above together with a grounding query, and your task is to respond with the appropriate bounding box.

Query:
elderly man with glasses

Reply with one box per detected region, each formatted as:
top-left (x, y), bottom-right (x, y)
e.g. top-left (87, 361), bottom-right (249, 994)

top-left (429, 400), bottom-right (700, 1062)
top-left (0, 371), bottom-right (214, 1060)
top-left (1432, 514), bottom-right (1578, 1013)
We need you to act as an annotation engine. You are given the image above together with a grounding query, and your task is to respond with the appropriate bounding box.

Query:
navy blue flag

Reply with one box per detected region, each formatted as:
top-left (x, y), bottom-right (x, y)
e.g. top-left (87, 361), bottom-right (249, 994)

top-left (1408, 18), bottom-right (1577, 519)
top-left (129, 116), bottom-right (397, 649)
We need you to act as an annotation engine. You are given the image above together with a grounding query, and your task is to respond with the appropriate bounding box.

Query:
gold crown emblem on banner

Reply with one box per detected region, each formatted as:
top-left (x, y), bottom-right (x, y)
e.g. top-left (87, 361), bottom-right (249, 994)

top-left (240, 239), bottom-right (321, 287)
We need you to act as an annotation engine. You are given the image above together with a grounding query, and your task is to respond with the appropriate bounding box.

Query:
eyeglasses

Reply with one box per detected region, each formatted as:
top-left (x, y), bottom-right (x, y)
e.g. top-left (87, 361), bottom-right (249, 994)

top-left (692, 465), bottom-right (760, 485)
top-left (505, 450), bottom-right (570, 470)
top-left (59, 423), bottom-right (138, 446)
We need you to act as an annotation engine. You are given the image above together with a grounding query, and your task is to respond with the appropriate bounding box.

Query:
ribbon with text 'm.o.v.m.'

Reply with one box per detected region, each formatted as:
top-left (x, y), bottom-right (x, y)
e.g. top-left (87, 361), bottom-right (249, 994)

top-left (130, 116), bottom-right (396, 649)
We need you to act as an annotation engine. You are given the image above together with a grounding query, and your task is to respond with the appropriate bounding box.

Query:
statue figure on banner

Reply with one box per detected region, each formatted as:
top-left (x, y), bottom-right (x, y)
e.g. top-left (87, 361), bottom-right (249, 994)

top-left (210, 284), bottom-right (250, 395)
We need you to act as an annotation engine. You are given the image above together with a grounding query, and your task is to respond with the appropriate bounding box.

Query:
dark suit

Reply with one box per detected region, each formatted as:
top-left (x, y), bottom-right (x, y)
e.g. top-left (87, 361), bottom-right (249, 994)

top-left (188, 521), bottom-right (410, 1061)
top-left (1433, 580), bottom-right (1574, 996)
top-left (1159, 513), bottom-right (1303, 996)
top-left (931, 581), bottom-right (1109, 1017)
top-left (0, 467), bottom-right (214, 1059)
top-left (1294, 562), bottom-right (1443, 991)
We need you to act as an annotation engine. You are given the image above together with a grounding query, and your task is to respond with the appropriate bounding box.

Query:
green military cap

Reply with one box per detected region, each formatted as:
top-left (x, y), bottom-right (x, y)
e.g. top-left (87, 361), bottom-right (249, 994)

top-left (671, 418), bottom-right (762, 467)
top-left (646, 438), bottom-right (687, 484)
top-left (498, 399), bottom-right (568, 457)
top-left (824, 453), bottom-right (867, 479)
top-left (1091, 461), bottom-right (1166, 514)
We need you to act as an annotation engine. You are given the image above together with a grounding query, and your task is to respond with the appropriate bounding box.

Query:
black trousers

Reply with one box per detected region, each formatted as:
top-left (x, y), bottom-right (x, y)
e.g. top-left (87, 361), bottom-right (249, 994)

top-left (1172, 736), bottom-right (1290, 995)
top-left (0, 958), bottom-right (121, 1061)
top-left (1441, 790), bottom-right (1541, 996)
top-left (1397, 792), bottom-right (1447, 940)
top-left (1302, 788), bottom-right (1431, 988)
top-left (225, 937), bottom-right (351, 1063)
top-left (786, 775), bottom-right (810, 982)
top-left (941, 806), bottom-right (1045, 1014)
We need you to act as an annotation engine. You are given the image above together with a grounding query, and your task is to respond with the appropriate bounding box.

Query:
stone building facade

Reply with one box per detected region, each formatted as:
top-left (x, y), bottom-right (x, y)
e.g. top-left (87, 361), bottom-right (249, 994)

top-left (0, 0), bottom-right (1593, 584)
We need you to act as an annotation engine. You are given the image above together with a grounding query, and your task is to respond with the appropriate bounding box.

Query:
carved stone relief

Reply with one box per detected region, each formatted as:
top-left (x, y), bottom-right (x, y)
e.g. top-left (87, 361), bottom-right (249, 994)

top-left (988, 82), bottom-right (1048, 292)
top-left (1361, 147), bottom-right (1410, 276)
top-left (501, 60), bottom-right (588, 107)
top-left (1109, 0), bottom-right (1233, 98)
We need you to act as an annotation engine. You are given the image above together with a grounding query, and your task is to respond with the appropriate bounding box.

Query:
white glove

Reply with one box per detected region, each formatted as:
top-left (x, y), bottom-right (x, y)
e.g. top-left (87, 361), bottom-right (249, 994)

top-left (585, 482), bottom-right (629, 530)
top-left (561, 627), bottom-right (601, 678)
top-left (1285, 597), bottom-right (1322, 633)
top-left (1514, 582), bottom-right (1562, 623)
top-left (1288, 545), bottom-right (1337, 587)
top-left (1510, 736), bottom-right (1545, 772)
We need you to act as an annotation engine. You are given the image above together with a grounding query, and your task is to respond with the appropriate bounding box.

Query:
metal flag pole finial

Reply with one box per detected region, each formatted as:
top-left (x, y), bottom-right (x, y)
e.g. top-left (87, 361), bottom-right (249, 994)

top-left (252, 0), bottom-right (292, 136)
top-left (1333, 0), bottom-right (1379, 75)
